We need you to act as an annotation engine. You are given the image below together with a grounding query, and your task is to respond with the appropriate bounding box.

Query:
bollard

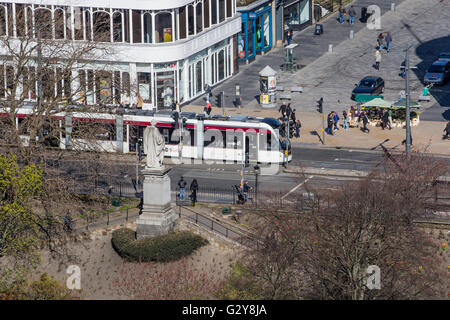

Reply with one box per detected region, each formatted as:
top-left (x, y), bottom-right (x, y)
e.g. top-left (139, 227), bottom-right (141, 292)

top-left (328, 44), bottom-right (333, 53)
top-left (391, 3), bottom-right (395, 11)
top-left (349, 30), bottom-right (354, 39)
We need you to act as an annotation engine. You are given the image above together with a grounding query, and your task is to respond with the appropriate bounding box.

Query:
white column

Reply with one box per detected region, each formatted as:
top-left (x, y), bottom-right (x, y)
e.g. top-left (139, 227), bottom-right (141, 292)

top-left (185, 6), bottom-right (188, 38)
top-left (63, 8), bottom-right (67, 39)
top-left (71, 6), bottom-right (75, 40)
top-left (51, 5), bottom-right (55, 39)
top-left (129, 9), bottom-right (133, 43)
top-left (129, 62), bottom-right (137, 104)
top-left (209, 0), bottom-right (212, 26)
top-left (82, 7), bottom-right (86, 40)
top-left (110, 8), bottom-right (114, 42)
top-left (71, 64), bottom-right (79, 102)
top-left (24, 6), bottom-right (28, 35)
top-left (12, 3), bottom-right (16, 37)
top-left (171, 10), bottom-right (175, 41)
top-left (193, 5), bottom-right (196, 35)
top-left (4, 5), bottom-right (8, 37)
top-left (151, 12), bottom-right (155, 43)
top-left (182, 60), bottom-right (188, 101)
top-left (121, 10), bottom-right (125, 42)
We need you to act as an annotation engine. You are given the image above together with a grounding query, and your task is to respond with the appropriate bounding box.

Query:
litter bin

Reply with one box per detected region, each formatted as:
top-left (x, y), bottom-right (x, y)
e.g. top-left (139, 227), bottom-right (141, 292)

top-left (361, 7), bottom-right (368, 22)
top-left (222, 206), bottom-right (232, 215)
top-left (112, 198), bottom-right (121, 207)
top-left (314, 24), bottom-right (323, 35)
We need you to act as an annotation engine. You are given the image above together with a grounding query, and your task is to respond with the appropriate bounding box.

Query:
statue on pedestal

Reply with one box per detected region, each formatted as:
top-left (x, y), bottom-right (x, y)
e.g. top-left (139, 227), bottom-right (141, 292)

top-left (143, 120), bottom-right (165, 170)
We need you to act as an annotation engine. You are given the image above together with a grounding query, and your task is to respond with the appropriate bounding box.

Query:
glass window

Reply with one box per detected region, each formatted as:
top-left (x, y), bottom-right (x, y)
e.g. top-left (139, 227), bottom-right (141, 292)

top-left (203, 0), bottom-right (210, 29)
top-left (0, 6), bottom-right (6, 36)
top-left (299, 0), bottom-right (310, 24)
top-left (211, 0), bottom-right (217, 25)
top-left (263, 12), bottom-right (270, 48)
top-left (219, 0), bottom-right (225, 22)
top-left (226, 0), bottom-right (232, 18)
top-left (85, 8), bottom-right (92, 40)
top-left (179, 7), bottom-right (187, 39)
top-left (112, 11), bottom-right (123, 42)
top-left (138, 72), bottom-right (151, 103)
top-left (187, 6), bottom-right (194, 36)
top-left (34, 8), bottom-right (52, 39)
top-left (155, 12), bottom-right (172, 43)
top-left (156, 71), bottom-right (175, 107)
top-left (93, 10), bottom-right (110, 42)
top-left (195, 61), bottom-right (202, 94)
top-left (143, 12), bottom-right (152, 43)
top-left (196, 2), bottom-right (203, 34)
top-left (15, 4), bottom-right (25, 37)
top-left (132, 10), bottom-right (141, 43)
top-left (218, 50), bottom-right (225, 81)
top-left (74, 7), bottom-right (84, 40)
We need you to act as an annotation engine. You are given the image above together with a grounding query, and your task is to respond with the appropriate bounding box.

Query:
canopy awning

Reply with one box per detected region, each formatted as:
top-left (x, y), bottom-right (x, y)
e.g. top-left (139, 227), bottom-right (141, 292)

top-left (361, 97), bottom-right (393, 108)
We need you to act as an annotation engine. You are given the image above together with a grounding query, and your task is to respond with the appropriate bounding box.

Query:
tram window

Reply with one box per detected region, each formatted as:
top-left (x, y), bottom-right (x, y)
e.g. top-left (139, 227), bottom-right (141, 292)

top-left (259, 132), bottom-right (271, 151)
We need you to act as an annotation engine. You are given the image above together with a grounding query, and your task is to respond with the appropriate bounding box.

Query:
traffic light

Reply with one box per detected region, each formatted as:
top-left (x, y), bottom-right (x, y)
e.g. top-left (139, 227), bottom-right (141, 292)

top-left (317, 97), bottom-right (323, 113)
top-left (215, 91), bottom-right (225, 108)
top-left (173, 111), bottom-right (179, 129)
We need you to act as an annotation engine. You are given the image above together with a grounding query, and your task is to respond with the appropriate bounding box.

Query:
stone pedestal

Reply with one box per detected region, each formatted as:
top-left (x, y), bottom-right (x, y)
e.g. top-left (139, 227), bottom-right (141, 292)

top-left (136, 167), bottom-right (178, 239)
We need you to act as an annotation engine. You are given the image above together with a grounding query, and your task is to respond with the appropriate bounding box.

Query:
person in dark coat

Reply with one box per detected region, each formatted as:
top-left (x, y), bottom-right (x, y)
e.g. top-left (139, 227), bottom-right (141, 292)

top-left (361, 111), bottom-right (370, 133)
top-left (295, 120), bottom-right (301, 138)
top-left (178, 176), bottom-right (187, 200)
top-left (190, 179), bottom-right (199, 206)
top-left (286, 103), bottom-right (292, 119)
top-left (444, 121), bottom-right (450, 139)
top-left (327, 113), bottom-right (334, 135)
top-left (279, 104), bottom-right (287, 118)
top-left (291, 109), bottom-right (296, 122)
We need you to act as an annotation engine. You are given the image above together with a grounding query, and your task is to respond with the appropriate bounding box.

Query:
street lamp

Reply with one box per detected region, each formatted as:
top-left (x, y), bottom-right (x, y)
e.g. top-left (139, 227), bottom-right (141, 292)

top-left (254, 164), bottom-right (260, 207)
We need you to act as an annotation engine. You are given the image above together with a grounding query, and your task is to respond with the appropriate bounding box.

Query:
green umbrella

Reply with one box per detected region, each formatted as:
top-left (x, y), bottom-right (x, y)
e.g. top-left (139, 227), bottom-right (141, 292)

top-left (361, 98), bottom-right (393, 108)
top-left (392, 99), bottom-right (421, 108)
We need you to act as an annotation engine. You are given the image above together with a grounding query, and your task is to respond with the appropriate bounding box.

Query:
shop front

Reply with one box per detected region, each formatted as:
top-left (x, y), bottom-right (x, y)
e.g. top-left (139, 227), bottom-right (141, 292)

top-left (283, 0), bottom-right (312, 31)
top-left (237, 0), bottom-right (273, 62)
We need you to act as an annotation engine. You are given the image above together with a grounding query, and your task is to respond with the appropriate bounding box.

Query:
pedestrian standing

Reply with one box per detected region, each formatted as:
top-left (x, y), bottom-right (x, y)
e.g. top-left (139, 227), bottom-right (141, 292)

top-left (387, 108), bottom-right (393, 130)
top-left (381, 110), bottom-right (389, 130)
top-left (177, 176), bottom-right (187, 200)
top-left (375, 50), bottom-right (381, 70)
top-left (287, 29), bottom-right (293, 45)
top-left (291, 109), bottom-right (296, 122)
top-left (204, 101), bottom-right (212, 115)
top-left (355, 109), bottom-right (360, 128)
top-left (279, 104), bottom-right (287, 118)
top-left (333, 111), bottom-right (340, 131)
top-left (242, 180), bottom-right (253, 203)
top-left (443, 121), bottom-right (450, 139)
top-left (339, 6), bottom-right (346, 24)
top-left (361, 111), bottom-right (370, 133)
top-left (295, 120), bottom-right (301, 138)
top-left (343, 110), bottom-right (349, 130)
top-left (385, 32), bottom-right (392, 53)
top-left (348, 5), bottom-right (357, 24)
top-left (190, 178), bottom-right (199, 206)
top-left (286, 103), bottom-right (292, 119)
top-left (327, 113), bottom-right (334, 135)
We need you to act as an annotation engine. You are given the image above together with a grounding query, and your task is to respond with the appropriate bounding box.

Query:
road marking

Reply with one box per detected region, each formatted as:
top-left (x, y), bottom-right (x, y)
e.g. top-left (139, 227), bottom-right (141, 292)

top-left (281, 176), bottom-right (313, 200)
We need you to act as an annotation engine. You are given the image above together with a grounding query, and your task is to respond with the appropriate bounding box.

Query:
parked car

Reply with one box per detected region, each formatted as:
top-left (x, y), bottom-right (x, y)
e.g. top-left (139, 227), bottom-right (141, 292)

top-left (351, 76), bottom-right (384, 100)
top-left (424, 61), bottom-right (450, 85)
top-left (437, 52), bottom-right (450, 62)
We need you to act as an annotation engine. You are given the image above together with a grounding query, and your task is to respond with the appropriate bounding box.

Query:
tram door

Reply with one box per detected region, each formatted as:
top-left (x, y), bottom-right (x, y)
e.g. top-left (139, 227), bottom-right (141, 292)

top-left (245, 131), bottom-right (258, 164)
top-left (129, 125), bottom-right (145, 152)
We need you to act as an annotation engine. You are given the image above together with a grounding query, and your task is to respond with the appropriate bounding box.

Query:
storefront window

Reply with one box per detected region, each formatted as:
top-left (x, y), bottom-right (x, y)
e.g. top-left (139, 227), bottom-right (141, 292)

top-left (263, 12), bottom-right (270, 49)
top-left (218, 50), bottom-right (225, 81)
top-left (155, 12), bottom-right (172, 43)
top-left (156, 71), bottom-right (175, 107)
top-left (138, 72), bottom-right (151, 103)
top-left (284, 0), bottom-right (310, 27)
top-left (195, 61), bottom-right (202, 95)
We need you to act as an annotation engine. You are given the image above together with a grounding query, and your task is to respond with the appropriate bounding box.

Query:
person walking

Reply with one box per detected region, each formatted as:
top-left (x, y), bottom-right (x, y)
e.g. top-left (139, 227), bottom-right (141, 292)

top-left (348, 5), bottom-right (357, 24)
top-left (361, 110), bottom-right (370, 133)
top-left (375, 50), bottom-right (381, 70)
top-left (387, 108), bottom-right (393, 130)
top-left (443, 121), bottom-right (450, 139)
top-left (295, 120), bottom-right (301, 138)
top-left (333, 111), bottom-right (340, 132)
top-left (177, 176), bottom-right (187, 200)
top-left (377, 33), bottom-right (384, 50)
top-left (190, 178), bottom-right (199, 206)
top-left (342, 110), bottom-right (349, 130)
top-left (287, 29), bottom-right (293, 45)
top-left (327, 113), bottom-right (334, 135)
top-left (339, 6), bottom-right (346, 24)
top-left (381, 110), bottom-right (389, 130)
top-left (291, 109), bottom-right (296, 122)
top-left (286, 103), bottom-right (292, 119)
top-left (385, 32), bottom-right (392, 53)
top-left (355, 109), bottom-right (360, 128)
top-left (204, 101), bottom-right (212, 115)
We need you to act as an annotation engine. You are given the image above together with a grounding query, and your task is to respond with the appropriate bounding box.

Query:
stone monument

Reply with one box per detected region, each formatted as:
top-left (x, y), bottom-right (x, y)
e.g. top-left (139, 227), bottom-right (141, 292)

top-left (136, 120), bottom-right (178, 239)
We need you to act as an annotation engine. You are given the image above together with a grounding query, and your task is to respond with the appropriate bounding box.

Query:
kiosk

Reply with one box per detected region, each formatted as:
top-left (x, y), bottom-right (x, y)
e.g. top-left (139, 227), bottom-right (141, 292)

top-left (259, 66), bottom-right (277, 108)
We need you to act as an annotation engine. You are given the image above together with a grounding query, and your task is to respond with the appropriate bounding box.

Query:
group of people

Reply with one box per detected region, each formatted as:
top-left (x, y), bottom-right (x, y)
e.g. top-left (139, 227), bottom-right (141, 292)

top-left (177, 176), bottom-right (199, 206)
top-left (375, 32), bottom-right (393, 70)
top-left (279, 103), bottom-right (302, 138)
top-left (338, 5), bottom-right (357, 24)
top-left (326, 107), bottom-right (376, 135)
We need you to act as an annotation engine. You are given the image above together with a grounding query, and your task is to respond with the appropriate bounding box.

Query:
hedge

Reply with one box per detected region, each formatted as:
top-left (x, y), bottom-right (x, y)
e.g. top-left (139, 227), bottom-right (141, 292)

top-left (111, 228), bottom-right (208, 262)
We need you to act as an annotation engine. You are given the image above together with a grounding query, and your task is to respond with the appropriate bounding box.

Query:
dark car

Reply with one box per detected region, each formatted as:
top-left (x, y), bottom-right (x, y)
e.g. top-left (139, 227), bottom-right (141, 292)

top-left (424, 61), bottom-right (450, 85)
top-left (351, 76), bottom-right (385, 100)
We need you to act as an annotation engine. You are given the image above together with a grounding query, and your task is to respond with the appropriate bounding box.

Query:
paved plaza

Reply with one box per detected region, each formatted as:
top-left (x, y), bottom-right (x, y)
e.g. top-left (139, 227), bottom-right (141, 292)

top-left (191, 0), bottom-right (450, 122)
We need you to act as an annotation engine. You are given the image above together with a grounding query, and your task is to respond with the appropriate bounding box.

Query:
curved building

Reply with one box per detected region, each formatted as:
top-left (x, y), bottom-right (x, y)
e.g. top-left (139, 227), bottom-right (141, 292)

top-left (0, 0), bottom-right (241, 109)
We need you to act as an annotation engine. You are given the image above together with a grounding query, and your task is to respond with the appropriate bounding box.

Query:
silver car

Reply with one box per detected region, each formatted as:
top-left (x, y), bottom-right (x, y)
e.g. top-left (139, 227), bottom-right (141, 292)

top-left (424, 61), bottom-right (450, 85)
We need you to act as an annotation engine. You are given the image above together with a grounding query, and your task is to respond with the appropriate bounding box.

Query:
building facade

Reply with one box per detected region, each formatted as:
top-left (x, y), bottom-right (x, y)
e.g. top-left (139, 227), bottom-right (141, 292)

top-left (0, 0), bottom-right (241, 109)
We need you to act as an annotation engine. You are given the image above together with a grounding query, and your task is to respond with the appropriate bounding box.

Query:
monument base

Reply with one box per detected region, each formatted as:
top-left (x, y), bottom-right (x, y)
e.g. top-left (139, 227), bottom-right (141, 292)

top-left (136, 167), bottom-right (178, 239)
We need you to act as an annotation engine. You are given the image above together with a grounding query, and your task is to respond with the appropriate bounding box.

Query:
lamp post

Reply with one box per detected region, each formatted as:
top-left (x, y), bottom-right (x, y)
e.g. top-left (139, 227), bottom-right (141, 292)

top-left (402, 45), bottom-right (416, 156)
top-left (254, 164), bottom-right (260, 207)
